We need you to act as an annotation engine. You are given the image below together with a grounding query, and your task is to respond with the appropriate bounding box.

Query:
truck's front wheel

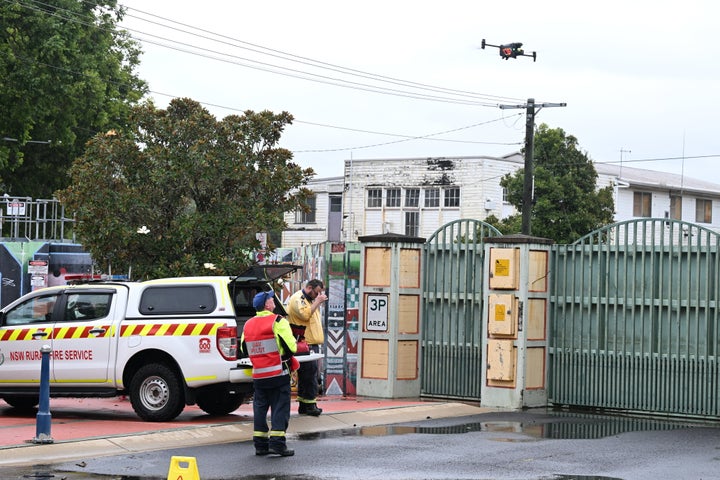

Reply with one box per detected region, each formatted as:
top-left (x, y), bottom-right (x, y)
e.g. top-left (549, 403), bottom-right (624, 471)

top-left (129, 363), bottom-right (185, 422)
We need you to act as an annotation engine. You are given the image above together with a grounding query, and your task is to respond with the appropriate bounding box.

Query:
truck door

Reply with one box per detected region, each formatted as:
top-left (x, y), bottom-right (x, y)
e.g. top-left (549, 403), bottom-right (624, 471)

top-left (0, 293), bottom-right (59, 383)
top-left (51, 290), bottom-right (115, 384)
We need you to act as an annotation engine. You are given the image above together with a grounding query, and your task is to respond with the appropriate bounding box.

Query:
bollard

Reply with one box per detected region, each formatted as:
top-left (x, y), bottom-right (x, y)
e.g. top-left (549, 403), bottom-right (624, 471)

top-left (32, 344), bottom-right (53, 444)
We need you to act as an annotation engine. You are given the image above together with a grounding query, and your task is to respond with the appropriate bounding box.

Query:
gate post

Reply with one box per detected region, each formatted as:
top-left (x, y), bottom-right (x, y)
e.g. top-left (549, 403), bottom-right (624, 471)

top-left (356, 233), bottom-right (425, 398)
top-left (481, 234), bottom-right (553, 408)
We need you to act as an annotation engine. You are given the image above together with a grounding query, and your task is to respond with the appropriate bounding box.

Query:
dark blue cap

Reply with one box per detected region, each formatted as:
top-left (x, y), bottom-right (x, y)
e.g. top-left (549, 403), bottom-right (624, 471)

top-left (253, 291), bottom-right (272, 311)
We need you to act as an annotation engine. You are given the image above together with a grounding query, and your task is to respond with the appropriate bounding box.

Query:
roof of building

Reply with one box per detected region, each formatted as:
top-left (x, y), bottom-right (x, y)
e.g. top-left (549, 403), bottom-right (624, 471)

top-left (309, 153), bottom-right (720, 196)
top-left (594, 162), bottom-right (720, 194)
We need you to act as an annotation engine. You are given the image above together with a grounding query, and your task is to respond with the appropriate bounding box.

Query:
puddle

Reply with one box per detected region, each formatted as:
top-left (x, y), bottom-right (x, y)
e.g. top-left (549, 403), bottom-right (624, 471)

top-left (542, 476), bottom-right (623, 480)
top-left (297, 411), bottom-right (691, 441)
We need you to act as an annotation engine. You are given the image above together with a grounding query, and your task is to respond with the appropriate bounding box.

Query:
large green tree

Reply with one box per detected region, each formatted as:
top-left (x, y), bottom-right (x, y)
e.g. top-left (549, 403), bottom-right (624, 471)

top-left (488, 124), bottom-right (615, 243)
top-left (0, 0), bottom-right (146, 197)
top-left (57, 98), bottom-right (314, 279)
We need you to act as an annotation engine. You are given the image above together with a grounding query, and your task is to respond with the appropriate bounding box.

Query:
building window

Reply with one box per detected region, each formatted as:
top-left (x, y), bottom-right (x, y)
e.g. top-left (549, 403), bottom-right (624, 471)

top-left (295, 195), bottom-right (316, 223)
top-left (696, 199), bottom-right (712, 223)
top-left (424, 188), bottom-right (439, 208)
top-left (633, 192), bottom-right (651, 217)
top-left (669, 195), bottom-right (682, 220)
top-left (386, 188), bottom-right (401, 207)
top-left (367, 188), bottom-right (382, 208)
top-left (330, 195), bottom-right (342, 212)
top-left (405, 188), bottom-right (420, 208)
top-left (444, 187), bottom-right (460, 207)
top-left (405, 211), bottom-right (419, 237)
top-left (502, 187), bottom-right (509, 203)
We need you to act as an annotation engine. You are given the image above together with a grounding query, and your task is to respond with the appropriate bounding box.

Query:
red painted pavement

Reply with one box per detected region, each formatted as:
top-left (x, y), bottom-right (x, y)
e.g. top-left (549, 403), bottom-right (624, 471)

top-left (0, 395), bottom-right (426, 448)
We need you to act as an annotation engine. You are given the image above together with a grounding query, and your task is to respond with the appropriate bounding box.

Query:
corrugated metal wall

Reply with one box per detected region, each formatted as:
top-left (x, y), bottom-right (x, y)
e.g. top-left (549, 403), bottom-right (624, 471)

top-left (549, 218), bottom-right (720, 417)
top-left (421, 219), bottom-right (501, 399)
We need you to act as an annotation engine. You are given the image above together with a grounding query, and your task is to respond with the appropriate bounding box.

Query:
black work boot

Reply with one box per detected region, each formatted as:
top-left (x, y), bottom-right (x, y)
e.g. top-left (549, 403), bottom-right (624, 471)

top-left (269, 442), bottom-right (295, 456)
top-left (254, 440), bottom-right (270, 456)
top-left (298, 403), bottom-right (323, 416)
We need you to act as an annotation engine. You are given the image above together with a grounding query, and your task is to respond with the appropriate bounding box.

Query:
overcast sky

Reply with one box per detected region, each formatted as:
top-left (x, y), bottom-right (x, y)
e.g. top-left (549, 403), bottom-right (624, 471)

top-left (118, 1), bottom-right (720, 185)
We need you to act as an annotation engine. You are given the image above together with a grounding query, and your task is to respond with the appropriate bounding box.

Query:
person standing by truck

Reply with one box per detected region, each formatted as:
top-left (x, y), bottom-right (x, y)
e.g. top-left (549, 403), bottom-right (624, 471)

top-left (286, 279), bottom-right (327, 416)
top-left (241, 291), bottom-right (298, 457)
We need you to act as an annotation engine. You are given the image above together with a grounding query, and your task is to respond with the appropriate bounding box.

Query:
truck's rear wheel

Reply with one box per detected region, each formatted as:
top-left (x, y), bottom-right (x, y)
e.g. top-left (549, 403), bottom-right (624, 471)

top-left (3, 395), bottom-right (39, 410)
top-left (196, 386), bottom-right (246, 416)
top-left (129, 363), bottom-right (184, 422)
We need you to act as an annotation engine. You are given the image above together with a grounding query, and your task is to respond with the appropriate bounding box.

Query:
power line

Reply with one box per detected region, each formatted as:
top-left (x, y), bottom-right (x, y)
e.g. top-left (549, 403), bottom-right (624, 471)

top-left (16, 0), bottom-right (515, 107)
top-left (293, 115), bottom-right (524, 153)
top-left (119, 4), bottom-right (526, 105)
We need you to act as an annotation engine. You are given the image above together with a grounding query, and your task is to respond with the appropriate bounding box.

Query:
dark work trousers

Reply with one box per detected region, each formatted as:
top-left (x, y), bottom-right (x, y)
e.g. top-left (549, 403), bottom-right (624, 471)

top-left (297, 345), bottom-right (320, 403)
top-left (252, 375), bottom-right (291, 450)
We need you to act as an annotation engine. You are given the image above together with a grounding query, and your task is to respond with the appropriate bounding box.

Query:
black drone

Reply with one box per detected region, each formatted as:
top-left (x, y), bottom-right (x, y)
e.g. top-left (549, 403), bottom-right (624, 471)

top-left (481, 39), bottom-right (537, 62)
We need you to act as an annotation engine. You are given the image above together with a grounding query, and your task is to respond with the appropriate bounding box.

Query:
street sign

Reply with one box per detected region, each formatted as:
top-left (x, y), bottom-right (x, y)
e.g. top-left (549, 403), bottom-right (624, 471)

top-left (365, 294), bottom-right (388, 331)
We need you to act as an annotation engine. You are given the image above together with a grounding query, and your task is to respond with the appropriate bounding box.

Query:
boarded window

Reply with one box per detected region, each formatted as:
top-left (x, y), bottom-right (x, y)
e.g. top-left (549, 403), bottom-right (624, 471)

top-left (696, 199), bottom-right (712, 223)
top-left (669, 194), bottom-right (682, 220)
top-left (633, 192), bottom-right (652, 217)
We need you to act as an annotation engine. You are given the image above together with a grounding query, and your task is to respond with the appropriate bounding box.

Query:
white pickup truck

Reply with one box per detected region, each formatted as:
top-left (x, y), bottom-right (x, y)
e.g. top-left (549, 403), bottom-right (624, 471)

top-left (0, 270), bottom-right (300, 422)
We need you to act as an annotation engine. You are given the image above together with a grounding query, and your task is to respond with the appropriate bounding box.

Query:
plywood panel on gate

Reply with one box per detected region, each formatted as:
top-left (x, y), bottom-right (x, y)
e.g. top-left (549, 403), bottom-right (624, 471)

top-left (399, 248), bottom-right (421, 288)
top-left (529, 250), bottom-right (549, 292)
top-left (398, 294), bottom-right (419, 333)
top-left (397, 340), bottom-right (418, 380)
top-left (526, 347), bottom-right (546, 389)
top-left (527, 298), bottom-right (547, 341)
top-left (365, 247), bottom-right (391, 286)
top-left (361, 339), bottom-right (389, 379)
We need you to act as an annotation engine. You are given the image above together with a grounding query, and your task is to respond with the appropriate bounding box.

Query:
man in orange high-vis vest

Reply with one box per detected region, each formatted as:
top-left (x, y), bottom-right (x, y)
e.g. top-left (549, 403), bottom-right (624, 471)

top-left (241, 291), bottom-right (298, 457)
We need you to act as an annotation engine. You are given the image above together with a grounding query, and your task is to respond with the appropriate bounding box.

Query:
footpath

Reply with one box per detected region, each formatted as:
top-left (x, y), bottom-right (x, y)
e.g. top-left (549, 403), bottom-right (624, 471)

top-left (0, 395), bottom-right (494, 468)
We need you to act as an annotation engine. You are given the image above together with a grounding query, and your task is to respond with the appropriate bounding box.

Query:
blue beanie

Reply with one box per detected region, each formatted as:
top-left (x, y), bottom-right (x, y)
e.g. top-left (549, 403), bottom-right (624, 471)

top-left (253, 291), bottom-right (272, 311)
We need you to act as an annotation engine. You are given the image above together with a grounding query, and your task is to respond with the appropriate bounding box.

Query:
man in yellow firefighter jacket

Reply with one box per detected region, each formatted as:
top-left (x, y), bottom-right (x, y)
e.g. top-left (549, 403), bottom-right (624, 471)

top-left (287, 279), bottom-right (327, 416)
top-left (241, 291), bottom-right (298, 457)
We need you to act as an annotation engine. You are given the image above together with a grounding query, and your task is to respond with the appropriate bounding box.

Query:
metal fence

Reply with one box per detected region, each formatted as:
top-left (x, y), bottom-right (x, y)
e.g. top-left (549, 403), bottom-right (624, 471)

top-left (549, 218), bottom-right (720, 417)
top-left (421, 219), bottom-right (501, 399)
top-left (0, 196), bottom-right (75, 242)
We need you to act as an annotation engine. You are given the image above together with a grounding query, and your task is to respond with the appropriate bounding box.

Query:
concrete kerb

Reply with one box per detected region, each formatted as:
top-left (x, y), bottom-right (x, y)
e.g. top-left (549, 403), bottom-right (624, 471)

top-left (0, 402), bottom-right (496, 468)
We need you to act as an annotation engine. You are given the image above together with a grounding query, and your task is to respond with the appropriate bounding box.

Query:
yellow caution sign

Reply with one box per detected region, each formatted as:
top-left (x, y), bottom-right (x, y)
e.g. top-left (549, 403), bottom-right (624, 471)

top-left (167, 456), bottom-right (200, 480)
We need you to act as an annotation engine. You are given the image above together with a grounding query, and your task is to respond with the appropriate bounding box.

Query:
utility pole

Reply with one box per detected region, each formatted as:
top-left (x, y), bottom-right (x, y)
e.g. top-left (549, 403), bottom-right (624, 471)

top-left (499, 98), bottom-right (566, 235)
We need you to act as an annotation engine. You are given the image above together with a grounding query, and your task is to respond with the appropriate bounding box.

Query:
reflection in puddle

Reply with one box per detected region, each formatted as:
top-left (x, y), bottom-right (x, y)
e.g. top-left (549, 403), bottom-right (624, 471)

top-left (297, 411), bottom-right (691, 442)
top-left (542, 476), bottom-right (624, 480)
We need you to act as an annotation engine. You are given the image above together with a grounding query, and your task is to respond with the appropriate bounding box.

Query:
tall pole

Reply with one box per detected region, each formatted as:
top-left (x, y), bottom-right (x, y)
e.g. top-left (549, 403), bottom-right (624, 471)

top-left (499, 98), bottom-right (566, 236)
top-left (522, 99), bottom-right (536, 235)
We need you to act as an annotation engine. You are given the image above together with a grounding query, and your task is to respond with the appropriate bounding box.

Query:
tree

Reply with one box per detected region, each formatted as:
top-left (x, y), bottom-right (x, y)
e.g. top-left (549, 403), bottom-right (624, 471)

top-left (57, 98), bottom-right (315, 279)
top-left (489, 124), bottom-right (615, 243)
top-left (0, 0), bottom-right (146, 198)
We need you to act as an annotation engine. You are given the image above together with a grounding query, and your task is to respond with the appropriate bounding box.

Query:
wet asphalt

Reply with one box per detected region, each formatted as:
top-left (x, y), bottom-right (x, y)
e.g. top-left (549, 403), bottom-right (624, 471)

top-left (2, 407), bottom-right (720, 480)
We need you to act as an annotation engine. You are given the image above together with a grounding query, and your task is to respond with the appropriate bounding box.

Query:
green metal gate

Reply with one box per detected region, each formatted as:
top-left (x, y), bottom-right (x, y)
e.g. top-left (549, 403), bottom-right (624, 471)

top-left (421, 219), bottom-right (501, 399)
top-left (549, 218), bottom-right (720, 417)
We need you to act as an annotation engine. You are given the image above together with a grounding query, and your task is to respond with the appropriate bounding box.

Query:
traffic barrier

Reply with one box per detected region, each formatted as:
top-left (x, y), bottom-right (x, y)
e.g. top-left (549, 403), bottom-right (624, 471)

top-left (167, 456), bottom-right (200, 480)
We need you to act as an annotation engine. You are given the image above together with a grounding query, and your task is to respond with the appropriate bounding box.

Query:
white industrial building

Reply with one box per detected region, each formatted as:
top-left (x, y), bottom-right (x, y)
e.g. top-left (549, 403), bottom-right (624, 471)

top-left (281, 153), bottom-right (720, 248)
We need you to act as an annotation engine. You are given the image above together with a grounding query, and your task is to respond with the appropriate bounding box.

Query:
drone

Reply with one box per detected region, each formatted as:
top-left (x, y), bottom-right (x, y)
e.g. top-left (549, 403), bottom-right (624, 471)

top-left (481, 39), bottom-right (537, 62)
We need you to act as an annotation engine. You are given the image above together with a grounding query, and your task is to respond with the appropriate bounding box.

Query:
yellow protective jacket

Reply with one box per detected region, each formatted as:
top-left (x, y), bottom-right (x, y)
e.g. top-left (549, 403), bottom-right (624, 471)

top-left (286, 289), bottom-right (325, 345)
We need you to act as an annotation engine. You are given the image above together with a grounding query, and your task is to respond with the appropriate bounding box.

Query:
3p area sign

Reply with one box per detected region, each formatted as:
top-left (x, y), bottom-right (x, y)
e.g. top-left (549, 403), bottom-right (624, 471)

top-left (365, 294), bottom-right (388, 332)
